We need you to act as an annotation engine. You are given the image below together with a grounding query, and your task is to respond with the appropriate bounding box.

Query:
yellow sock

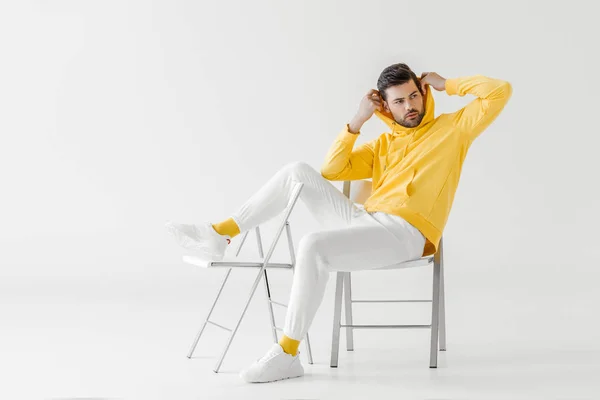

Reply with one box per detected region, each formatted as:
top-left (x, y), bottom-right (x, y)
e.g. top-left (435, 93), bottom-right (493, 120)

top-left (211, 218), bottom-right (240, 239)
top-left (278, 335), bottom-right (300, 356)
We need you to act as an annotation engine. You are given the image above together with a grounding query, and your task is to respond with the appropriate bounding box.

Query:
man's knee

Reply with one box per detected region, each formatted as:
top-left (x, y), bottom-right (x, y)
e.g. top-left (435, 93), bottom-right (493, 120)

top-left (281, 161), bottom-right (318, 177)
top-left (298, 232), bottom-right (329, 266)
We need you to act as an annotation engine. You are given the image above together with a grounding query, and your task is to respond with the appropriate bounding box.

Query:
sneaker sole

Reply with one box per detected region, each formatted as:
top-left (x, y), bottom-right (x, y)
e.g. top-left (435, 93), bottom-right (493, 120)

top-left (242, 368), bottom-right (304, 383)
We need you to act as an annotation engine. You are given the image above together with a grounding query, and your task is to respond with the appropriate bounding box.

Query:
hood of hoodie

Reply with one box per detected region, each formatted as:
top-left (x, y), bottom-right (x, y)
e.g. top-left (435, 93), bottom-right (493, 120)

top-left (373, 87), bottom-right (436, 137)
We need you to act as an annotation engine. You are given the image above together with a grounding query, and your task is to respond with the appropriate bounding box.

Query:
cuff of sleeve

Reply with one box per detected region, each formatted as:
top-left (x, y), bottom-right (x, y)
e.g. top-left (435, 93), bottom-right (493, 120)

top-left (339, 124), bottom-right (361, 142)
top-left (445, 78), bottom-right (459, 96)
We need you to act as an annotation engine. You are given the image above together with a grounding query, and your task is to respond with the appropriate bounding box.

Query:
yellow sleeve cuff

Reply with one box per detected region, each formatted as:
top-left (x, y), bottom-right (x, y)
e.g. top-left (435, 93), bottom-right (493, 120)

top-left (445, 78), bottom-right (460, 96)
top-left (339, 124), bottom-right (361, 142)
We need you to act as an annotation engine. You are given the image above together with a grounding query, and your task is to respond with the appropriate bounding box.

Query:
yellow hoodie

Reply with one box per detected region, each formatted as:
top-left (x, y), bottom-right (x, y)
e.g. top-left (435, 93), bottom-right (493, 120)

top-left (321, 75), bottom-right (512, 257)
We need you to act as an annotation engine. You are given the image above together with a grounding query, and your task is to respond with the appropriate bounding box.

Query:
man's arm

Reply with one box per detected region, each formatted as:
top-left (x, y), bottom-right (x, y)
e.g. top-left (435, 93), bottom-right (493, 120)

top-left (320, 89), bottom-right (383, 180)
top-left (320, 124), bottom-right (376, 181)
top-left (444, 75), bottom-right (513, 143)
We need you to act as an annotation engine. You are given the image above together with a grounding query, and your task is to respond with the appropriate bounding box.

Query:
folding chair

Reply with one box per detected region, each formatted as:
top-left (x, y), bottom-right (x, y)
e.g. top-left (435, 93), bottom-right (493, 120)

top-left (184, 182), bottom-right (314, 373)
top-left (330, 179), bottom-right (447, 368)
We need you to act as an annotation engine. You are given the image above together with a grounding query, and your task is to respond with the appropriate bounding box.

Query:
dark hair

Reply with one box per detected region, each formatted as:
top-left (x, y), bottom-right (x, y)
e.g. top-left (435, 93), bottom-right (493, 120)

top-left (377, 63), bottom-right (423, 101)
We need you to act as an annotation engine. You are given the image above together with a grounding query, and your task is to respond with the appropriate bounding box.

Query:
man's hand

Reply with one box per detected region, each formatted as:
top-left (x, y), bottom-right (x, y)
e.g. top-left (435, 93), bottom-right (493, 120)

top-left (420, 72), bottom-right (446, 93)
top-left (349, 89), bottom-right (383, 133)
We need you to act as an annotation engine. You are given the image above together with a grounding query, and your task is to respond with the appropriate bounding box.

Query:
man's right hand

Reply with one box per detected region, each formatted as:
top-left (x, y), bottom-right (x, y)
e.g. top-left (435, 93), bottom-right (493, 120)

top-left (349, 89), bottom-right (383, 134)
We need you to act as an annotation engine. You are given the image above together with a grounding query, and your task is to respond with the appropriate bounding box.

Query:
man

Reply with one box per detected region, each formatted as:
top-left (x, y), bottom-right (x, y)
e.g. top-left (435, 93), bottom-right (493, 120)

top-left (165, 63), bottom-right (512, 383)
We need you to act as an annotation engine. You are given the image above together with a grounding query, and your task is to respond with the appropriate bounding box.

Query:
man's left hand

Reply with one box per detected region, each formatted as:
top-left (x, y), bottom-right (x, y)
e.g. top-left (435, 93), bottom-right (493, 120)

top-left (420, 72), bottom-right (446, 93)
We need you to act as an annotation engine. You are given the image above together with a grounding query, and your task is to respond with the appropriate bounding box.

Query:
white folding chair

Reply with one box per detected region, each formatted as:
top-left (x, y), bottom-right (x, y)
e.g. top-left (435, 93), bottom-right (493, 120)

top-left (184, 182), bottom-right (314, 373)
top-left (330, 179), bottom-right (447, 368)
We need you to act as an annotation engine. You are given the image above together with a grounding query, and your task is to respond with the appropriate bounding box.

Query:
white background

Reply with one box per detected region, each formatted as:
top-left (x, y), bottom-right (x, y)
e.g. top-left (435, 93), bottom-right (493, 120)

top-left (1, 0), bottom-right (599, 399)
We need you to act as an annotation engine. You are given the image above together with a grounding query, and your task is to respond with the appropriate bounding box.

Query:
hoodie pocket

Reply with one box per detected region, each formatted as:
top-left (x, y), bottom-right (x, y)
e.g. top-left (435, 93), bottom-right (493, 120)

top-left (425, 165), bottom-right (455, 219)
top-left (392, 168), bottom-right (416, 209)
top-left (405, 168), bottom-right (416, 196)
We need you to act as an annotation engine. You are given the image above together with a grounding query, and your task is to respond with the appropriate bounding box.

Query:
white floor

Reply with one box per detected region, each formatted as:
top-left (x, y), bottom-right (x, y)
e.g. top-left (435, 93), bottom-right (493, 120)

top-left (2, 269), bottom-right (598, 400)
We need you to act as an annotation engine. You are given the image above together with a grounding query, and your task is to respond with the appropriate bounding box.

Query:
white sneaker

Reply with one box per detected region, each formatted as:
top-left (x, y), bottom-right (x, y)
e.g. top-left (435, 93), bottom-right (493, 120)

top-left (164, 221), bottom-right (230, 261)
top-left (240, 343), bottom-right (304, 383)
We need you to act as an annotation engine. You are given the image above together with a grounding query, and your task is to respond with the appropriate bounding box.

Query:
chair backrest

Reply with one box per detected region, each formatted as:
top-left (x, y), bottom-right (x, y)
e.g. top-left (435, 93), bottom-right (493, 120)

top-left (343, 180), bottom-right (372, 205)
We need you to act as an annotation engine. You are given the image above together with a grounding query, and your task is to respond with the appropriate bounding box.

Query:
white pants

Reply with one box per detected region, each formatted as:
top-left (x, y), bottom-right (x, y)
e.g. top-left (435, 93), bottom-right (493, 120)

top-left (230, 161), bottom-right (426, 340)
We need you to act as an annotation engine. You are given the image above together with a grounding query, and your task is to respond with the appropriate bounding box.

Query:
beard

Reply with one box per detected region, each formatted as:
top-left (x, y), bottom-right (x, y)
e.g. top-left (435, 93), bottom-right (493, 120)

top-left (396, 110), bottom-right (425, 128)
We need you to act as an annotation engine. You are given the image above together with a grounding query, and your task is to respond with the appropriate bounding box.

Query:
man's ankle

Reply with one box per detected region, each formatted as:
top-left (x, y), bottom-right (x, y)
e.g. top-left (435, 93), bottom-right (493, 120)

top-left (279, 335), bottom-right (300, 356)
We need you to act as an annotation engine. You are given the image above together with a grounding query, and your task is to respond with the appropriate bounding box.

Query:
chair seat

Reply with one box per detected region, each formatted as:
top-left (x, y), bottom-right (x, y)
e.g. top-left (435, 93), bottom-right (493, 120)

top-left (182, 255), bottom-right (294, 269)
top-left (183, 255), bottom-right (432, 270)
top-left (373, 255), bottom-right (434, 270)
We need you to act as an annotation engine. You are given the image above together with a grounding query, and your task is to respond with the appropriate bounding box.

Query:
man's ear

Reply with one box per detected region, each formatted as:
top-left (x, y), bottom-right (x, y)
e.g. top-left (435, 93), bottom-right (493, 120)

top-left (381, 101), bottom-right (393, 118)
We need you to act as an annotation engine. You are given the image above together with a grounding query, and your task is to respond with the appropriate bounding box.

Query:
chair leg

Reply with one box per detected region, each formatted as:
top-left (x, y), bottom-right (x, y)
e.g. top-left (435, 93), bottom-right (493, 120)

top-left (256, 227), bottom-right (278, 343)
top-left (186, 230), bottom-right (251, 359)
top-left (344, 272), bottom-right (354, 351)
top-left (214, 267), bottom-right (267, 373)
top-left (330, 272), bottom-right (345, 367)
top-left (429, 250), bottom-right (442, 368)
top-left (303, 332), bottom-right (314, 365)
top-left (439, 250), bottom-right (447, 352)
top-left (187, 268), bottom-right (233, 359)
top-left (262, 269), bottom-right (278, 342)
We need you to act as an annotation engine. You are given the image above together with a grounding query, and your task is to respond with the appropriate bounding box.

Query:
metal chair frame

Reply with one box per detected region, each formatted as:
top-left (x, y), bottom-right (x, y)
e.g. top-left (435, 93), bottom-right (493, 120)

top-left (184, 182), bottom-right (314, 372)
top-left (330, 180), bottom-right (447, 369)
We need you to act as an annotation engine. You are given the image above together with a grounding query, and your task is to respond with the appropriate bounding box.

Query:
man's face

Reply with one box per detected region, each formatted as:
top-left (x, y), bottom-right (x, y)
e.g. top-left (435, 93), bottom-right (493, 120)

top-left (383, 80), bottom-right (425, 128)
